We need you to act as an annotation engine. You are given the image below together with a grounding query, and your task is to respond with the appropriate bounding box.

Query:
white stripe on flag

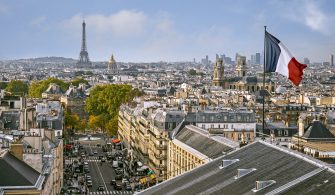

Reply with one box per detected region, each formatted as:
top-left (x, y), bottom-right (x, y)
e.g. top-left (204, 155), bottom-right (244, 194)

top-left (275, 42), bottom-right (292, 78)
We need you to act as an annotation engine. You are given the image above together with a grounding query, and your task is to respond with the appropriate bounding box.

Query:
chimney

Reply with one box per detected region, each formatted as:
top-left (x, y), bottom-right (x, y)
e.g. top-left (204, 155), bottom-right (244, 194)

top-left (10, 143), bottom-right (24, 160)
top-left (298, 116), bottom-right (304, 137)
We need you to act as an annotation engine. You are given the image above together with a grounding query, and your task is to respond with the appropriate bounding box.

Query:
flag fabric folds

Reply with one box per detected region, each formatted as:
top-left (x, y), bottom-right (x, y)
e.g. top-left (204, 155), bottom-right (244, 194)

top-left (265, 31), bottom-right (307, 86)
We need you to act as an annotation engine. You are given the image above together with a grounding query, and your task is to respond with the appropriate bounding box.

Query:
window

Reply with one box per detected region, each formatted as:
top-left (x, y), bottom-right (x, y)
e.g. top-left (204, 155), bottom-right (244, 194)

top-left (270, 130), bottom-right (274, 134)
top-left (237, 115), bottom-right (241, 121)
top-left (284, 130), bottom-right (289, 136)
top-left (278, 130), bottom-right (282, 136)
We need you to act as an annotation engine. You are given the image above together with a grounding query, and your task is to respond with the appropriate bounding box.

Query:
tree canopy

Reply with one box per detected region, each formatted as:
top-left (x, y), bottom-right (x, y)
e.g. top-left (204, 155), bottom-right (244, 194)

top-left (70, 77), bottom-right (89, 86)
top-left (28, 77), bottom-right (88, 98)
top-left (86, 84), bottom-right (143, 135)
top-left (5, 80), bottom-right (29, 95)
top-left (0, 82), bottom-right (8, 90)
top-left (29, 77), bottom-right (69, 98)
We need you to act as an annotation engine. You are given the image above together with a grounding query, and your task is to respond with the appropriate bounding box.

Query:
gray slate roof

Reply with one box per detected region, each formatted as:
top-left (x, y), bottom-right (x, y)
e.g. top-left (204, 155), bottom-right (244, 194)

top-left (0, 151), bottom-right (40, 187)
top-left (174, 126), bottom-right (234, 158)
top-left (139, 141), bottom-right (334, 195)
top-left (303, 120), bottom-right (335, 139)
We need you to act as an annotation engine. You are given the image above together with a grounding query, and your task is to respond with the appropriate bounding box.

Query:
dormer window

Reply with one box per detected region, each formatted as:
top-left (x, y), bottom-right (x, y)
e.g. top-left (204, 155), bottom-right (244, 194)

top-left (234, 168), bottom-right (257, 179)
top-left (252, 180), bottom-right (276, 192)
top-left (219, 159), bottom-right (239, 169)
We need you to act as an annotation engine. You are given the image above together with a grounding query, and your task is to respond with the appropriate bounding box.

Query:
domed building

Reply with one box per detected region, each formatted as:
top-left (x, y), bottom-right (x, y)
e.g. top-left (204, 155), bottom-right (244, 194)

top-left (212, 55), bottom-right (275, 93)
top-left (108, 54), bottom-right (118, 74)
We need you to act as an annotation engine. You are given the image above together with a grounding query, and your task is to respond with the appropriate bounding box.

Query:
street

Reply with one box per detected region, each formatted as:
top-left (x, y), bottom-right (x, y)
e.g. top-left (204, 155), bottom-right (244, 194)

top-left (63, 134), bottom-right (142, 195)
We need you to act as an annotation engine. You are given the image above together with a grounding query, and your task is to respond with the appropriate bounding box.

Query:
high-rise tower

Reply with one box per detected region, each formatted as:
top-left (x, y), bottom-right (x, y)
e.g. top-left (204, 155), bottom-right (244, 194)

top-left (76, 21), bottom-right (92, 68)
top-left (108, 54), bottom-right (118, 74)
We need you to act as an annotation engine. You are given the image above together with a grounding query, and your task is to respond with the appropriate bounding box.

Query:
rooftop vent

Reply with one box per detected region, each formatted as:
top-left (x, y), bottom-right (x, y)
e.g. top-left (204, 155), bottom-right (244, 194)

top-left (252, 180), bottom-right (276, 192)
top-left (219, 159), bottom-right (239, 169)
top-left (235, 168), bottom-right (257, 179)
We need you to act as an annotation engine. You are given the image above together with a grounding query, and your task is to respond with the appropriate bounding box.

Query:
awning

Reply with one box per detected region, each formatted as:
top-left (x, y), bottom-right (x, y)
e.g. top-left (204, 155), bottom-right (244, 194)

top-left (112, 138), bottom-right (120, 143)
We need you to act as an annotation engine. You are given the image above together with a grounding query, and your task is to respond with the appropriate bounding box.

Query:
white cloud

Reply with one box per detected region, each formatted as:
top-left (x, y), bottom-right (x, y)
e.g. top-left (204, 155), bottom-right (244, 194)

top-left (61, 10), bottom-right (148, 37)
top-left (278, 0), bottom-right (335, 35)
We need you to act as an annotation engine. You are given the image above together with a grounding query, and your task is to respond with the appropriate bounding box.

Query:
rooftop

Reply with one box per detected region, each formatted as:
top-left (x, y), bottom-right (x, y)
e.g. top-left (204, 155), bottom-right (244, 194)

top-left (139, 141), bottom-right (334, 195)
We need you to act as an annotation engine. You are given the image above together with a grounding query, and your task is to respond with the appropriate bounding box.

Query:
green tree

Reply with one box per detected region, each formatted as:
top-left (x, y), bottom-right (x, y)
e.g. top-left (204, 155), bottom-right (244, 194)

top-left (188, 69), bottom-right (197, 76)
top-left (70, 77), bottom-right (89, 87)
top-left (5, 80), bottom-right (29, 95)
top-left (29, 77), bottom-right (69, 98)
top-left (0, 82), bottom-right (8, 90)
top-left (65, 111), bottom-right (80, 130)
top-left (86, 84), bottom-right (143, 135)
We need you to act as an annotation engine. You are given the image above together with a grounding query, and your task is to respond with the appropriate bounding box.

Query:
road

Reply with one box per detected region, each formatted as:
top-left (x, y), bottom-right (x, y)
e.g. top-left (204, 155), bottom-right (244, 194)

top-left (78, 137), bottom-right (133, 195)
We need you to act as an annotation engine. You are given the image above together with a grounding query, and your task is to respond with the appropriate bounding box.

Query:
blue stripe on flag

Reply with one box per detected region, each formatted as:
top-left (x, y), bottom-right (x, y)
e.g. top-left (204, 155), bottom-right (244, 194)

top-left (265, 31), bottom-right (281, 73)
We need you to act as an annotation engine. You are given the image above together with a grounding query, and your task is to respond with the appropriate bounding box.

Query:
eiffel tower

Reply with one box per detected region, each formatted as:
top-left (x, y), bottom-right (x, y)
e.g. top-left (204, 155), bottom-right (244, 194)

top-left (76, 21), bottom-right (92, 68)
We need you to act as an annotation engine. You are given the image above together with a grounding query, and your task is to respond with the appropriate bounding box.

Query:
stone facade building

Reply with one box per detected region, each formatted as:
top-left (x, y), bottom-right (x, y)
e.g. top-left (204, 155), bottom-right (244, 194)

top-left (108, 54), bottom-right (118, 74)
top-left (212, 56), bottom-right (275, 93)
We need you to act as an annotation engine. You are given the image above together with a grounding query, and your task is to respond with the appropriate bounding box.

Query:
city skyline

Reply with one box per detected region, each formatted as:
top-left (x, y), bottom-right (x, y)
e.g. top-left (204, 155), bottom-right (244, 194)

top-left (0, 0), bottom-right (334, 62)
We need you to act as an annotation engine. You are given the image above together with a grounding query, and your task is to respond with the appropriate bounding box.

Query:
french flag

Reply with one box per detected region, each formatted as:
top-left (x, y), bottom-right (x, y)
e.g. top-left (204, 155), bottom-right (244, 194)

top-left (265, 31), bottom-right (307, 86)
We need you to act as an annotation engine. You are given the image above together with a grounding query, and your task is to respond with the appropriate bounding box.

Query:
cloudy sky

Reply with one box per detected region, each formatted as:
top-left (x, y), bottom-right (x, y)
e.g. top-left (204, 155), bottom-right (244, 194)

top-left (0, 0), bottom-right (334, 62)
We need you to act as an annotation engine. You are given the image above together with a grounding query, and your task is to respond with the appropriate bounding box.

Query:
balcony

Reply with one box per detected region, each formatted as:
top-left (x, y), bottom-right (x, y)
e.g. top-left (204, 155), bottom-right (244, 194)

top-left (154, 154), bottom-right (167, 160)
top-left (155, 144), bottom-right (167, 150)
top-left (157, 164), bottom-right (167, 170)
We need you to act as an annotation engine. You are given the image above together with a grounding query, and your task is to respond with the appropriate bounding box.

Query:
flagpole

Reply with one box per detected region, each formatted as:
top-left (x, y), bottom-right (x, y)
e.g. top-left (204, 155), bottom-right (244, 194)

top-left (262, 26), bottom-right (267, 136)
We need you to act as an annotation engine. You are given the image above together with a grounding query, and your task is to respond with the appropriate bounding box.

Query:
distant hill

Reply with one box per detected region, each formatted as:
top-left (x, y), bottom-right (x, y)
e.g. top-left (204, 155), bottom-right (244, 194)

top-left (12, 56), bottom-right (77, 63)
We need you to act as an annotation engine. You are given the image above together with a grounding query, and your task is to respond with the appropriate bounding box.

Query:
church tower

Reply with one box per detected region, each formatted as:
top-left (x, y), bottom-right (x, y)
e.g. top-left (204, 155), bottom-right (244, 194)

top-left (236, 55), bottom-right (247, 77)
top-left (108, 54), bottom-right (118, 74)
top-left (212, 58), bottom-right (225, 87)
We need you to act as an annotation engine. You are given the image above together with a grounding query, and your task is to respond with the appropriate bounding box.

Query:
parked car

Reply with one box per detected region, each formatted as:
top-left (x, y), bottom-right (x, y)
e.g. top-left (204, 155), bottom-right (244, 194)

top-left (115, 168), bottom-right (123, 175)
top-left (115, 174), bottom-right (122, 180)
top-left (89, 152), bottom-right (94, 156)
top-left (94, 151), bottom-right (98, 154)
top-left (110, 179), bottom-right (116, 186)
top-left (114, 183), bottom-right (122, 191)
top-left (98, 185), bottom-right (104, 191)
top-left (87, 180), bottom-right (92, 187)
top-left (125, 183), bottom-right (132, 191)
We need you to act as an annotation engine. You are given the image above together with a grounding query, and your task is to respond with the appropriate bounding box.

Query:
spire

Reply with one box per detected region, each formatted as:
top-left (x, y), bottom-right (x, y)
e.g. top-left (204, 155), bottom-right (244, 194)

top-left (76, 20), bottom-right (92, 68)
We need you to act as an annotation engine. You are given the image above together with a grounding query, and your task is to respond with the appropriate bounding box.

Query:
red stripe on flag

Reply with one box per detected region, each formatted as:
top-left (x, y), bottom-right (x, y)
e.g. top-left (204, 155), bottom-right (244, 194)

top-left (288, 57), bottom-right (307, 86)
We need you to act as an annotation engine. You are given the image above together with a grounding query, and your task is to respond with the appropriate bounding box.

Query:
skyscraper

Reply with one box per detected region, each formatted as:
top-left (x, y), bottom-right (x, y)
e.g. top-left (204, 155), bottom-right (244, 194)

top-left (331, 54), bottom-right (334, 66)
top-left (303, 57), bottom-right (310, 65)
top-left (255, 53), bottom-right (261, 65)
top-left (76, 21), bottom-right (92, 68)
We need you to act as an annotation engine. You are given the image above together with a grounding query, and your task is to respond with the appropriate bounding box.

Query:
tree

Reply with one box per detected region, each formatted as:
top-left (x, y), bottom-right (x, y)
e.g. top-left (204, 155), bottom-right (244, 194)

top-left (0, 82), bottom-right (8, 90)
top-left (77, 119), bottom-right (88, 133)
top-left (86, 84), bottom-right (143, 135)
top-left (5, 80), bottom-right (29, 95)
top-left (70, 77), bottom-right (89, 87)
top-left (188, 69), bottom-right (197, 76)
top-left (65, 111), bottom-right (80, 130)
top-left (29, 77), bottom-right (69, 98)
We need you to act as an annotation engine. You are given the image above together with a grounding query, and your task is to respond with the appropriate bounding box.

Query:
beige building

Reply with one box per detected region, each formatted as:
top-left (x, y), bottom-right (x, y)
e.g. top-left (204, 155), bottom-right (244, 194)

top-left (168, 125), bottom-right (238, 179)
top-left (290, 118), bottom-right (335, 163)
top-left (118, 103), bottom-right (184, 180)
top-left (212, 56), bottom-right (275, 93)
top-left (5, 128), bottom-right (63, 195)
